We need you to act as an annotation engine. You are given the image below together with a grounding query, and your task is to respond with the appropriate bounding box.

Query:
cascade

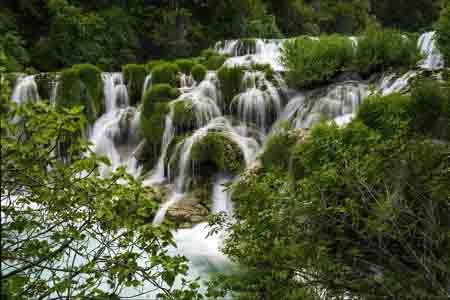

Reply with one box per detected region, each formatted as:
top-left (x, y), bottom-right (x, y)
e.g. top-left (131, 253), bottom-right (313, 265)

top-left (142, 74), bottom-right (152, 100)
top-left (89, 73), bottom-right (141, 178)
top-left (418, 31), bottom-right (445, 70)
top-left (377, 71), bottom-right (418, 96)
top-left (11, 75), bottom-right (40, 105)
top-left (232, 70), bottom-right (282, 136)
top-left (277, 82), bottom-right (368, 129)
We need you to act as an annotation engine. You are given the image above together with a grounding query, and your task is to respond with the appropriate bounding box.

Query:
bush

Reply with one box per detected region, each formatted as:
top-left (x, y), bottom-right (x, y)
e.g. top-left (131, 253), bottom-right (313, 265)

top-left (190, 132), bottom-right (245, 176)
top-left (123, 64), bottom-right (147, 105)
top-left (435, 3), bottom-right (450, 66)
top-left (281, 35), bottom-right (354, 88)
top-left (191, 64), bottom-right (207, 82)
top-left (357, 93), bottom-right (414, 137)
top-left (217, 66), bottom-right (245, 107)
top-left (175, 59), bottom-right (196, 74)
top-left (151, 63), bottom-right (180, 86)
top-left (261, 128), bottom-right (303, 170)
top-left (56, 64), bottom-right (103, 123)
top-left (354, 26), bottom-right (421, 76)
top-left (142, 84), bottom-right (179, 117)
top-left (410, 78), bottom-right (449, 139)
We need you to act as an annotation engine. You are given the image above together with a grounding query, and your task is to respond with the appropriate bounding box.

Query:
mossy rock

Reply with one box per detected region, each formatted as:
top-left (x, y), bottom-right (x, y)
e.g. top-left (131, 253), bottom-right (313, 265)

top-left (190, 132), bottom-right (245, 177)
top-left (142, 84), bottom-right (179, 116)
top-left (205, 55), bottom-right (227, 70)
top-left (146, 60), bottom-right (166, 73)
top-left (55, 64), bottom-right (103, 123)
top-left (151, 63), bottom-right (180, 86)
top-left (175, 59), bottom-right (196, 74)
top-left (35, 73), bottom-right (58, 101)
top-left (251, 63), bottom-right (275, 81)
top-left (191, 64), bottom-right (207, 82)
top-left (123, 64), bottom-right (148, 105)
top-left (172, 100), bottom-right (197, 133)
top-left (217, 66), bottom-right (245, 109)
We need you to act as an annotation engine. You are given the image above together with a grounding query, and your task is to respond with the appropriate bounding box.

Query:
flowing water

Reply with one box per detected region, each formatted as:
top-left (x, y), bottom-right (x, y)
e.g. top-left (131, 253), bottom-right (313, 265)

top-left (10, 30), bottom-right (445, 298)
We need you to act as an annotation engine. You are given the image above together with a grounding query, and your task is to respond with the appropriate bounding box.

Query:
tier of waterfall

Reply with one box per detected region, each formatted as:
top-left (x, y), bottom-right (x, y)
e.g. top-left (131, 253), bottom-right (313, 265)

top-left (11, 75), bottom-right (40, 104)
top-left (418, 31), bottom-right (445, 70)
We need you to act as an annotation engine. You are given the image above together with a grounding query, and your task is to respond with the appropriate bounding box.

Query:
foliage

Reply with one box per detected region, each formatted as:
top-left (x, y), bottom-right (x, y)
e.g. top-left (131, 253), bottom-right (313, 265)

top-left (0, 12), bottom-right (30, 72)
top-left (217, 66), bottom-right (245, 107)
top-left (282, 35), bottom-right (354, 88)
top-left (354, 26), bottom-right (421, 76)
top-left (261, 127), bottom-right (303, 170)
top-left (210, 116), bottom-right (450, 299)
top-left (191, 64), bottom-right (207, 82)
top-left (435, 3), bottom-right (450, 66)
top-left (190, 132), bottom-right (245, 177)
top-left (147, 60), bottom-right (166, 73)
top-left (152, 63), bottom-right (181, 86)
top-left (175, 59), bottom-right (196, 74)
top-left (123, 64), bottom-right (148, 105)
top-left (56, 64), bottom-right (103, 123)
top-left (204, 55), bottom-right (228, 71)
top-left (0, 88), bottom-right (201, 299)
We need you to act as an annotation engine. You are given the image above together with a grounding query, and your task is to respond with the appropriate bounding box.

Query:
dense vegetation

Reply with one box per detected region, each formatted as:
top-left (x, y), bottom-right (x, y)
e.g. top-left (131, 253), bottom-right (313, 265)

top-left (208, 78), bottom-right (450, 300)
top-left (0, 0), bottom-right (447, 72)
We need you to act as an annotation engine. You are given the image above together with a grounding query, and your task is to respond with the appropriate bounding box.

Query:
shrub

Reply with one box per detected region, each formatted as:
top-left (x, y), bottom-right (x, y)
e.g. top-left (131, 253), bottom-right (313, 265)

top-left (281, 35), bottom-right (354, 88)
top-left (357, 93), bottom-right (414, 137)
top-left (435, 3), bottom-right (450, 66)
top-left (410, 78), bottom-right (449, 139)
top-left (151, 63), bottom-right (180, 86)
top-left (261, 128), bottom-right (303, 170)
top-left (217, 66), bottom-right (245, 107)
top-left (175, 59), bottom-right (196, 74)
top-left (251, 63), bottom-right (274, 81)
top-left (190, 132), bottom-right (245, 176)
top-left (354, 26), bottom-right (421, 76)
top-left (123, 64), bottom-right (147, 105)
top-left (191, 64), bottom-right (207, 82)
top-left (56, 64), bottom-right (103, 123)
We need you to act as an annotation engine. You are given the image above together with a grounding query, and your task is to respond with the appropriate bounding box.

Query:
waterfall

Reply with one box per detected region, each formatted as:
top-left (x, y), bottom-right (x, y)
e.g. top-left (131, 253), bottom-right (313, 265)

top-left (275, 82), bottom-right (368, 129)
top-left (89, 73), bottom-right (141, 178)
top-left (212, 175), bottom-right (233, 215)
top-left (11, 75), bottom-right (40, 105)
top-left (418, 31), bottom-right (445, 70)
top-left (142, 74), bottom-right (152, 101)
top-left (232, 70), bottom-right (282, 135)
top-left (378, 71), bottom-right (417, 96)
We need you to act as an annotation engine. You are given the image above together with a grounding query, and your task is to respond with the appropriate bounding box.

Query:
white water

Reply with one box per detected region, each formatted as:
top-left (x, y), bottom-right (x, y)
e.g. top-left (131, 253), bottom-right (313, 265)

top-left (11, 75), bottom-right (40, 104)
top-left (232, 71), bottom-right (282, 135)
top-left (418, 31), bottom-right (445, 70)
top-left (89, 73), bottom-right (141, 178)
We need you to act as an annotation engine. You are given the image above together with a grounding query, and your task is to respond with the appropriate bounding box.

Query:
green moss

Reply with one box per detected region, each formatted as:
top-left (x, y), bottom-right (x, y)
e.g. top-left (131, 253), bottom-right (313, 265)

top-left (146, 60), bottom-right (166, 73)
top-left (175, 59), bottom-right (196, 74)
top-left (142, 84), bottom-right (179, 116)
top-left (251, 63), bottom-right (275, 81)
top-left (190, 132), bottom-right (245, 176)
top-left (35, 73), bottom-right (53, 100)
top-left (237, 38), bottom-right (257, 56)
top-left (123, 64), bottom-right (148, 105)
top-left (205, 55), bottom-right (227, 70)
top-left (217, 66), bottom-right (245, 108)
top-left (56, 67), bottom-right (99, 123)
top-left (73, 64), bottom-right (103, 113)
top-left (191, 64), bottom-right (207, 82)
top-left (151, 63), bottom-right (180, 86)
top-left (172, 100), bottom-right (197, 133)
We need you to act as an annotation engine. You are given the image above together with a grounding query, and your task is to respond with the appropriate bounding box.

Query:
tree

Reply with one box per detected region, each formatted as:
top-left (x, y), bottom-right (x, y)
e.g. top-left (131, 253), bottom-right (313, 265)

top-left (0, 80), bottom-right (202, 299)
